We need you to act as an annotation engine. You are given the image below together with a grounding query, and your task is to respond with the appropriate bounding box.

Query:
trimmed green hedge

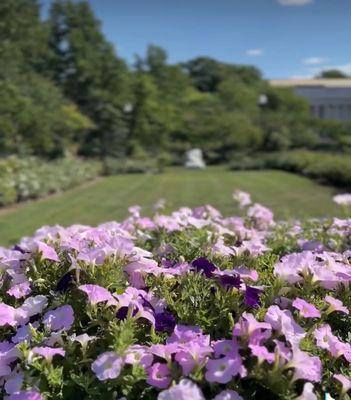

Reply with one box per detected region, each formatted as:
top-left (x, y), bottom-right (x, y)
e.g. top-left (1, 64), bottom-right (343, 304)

top-left (0, 156), bottom-right (102, 206)
top-left (229, 150), bottom-right (351, 188)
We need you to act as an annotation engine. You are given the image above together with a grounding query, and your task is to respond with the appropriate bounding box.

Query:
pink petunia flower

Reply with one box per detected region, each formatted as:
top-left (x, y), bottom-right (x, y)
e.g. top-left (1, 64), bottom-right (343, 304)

top-left (232, 190), bottom-right (252, 209)
top-left (125, 345), bottom-right (153, 369)
top-left (212, 339), bottom-right (238, 357)
top-left (158, 379), bottom-right (205, 400)
top-left (91, 351), bottom-right (123, 381)
top-left (146, 363), bottom-right (171, 389)
top-left (334, 374), bottom-right (351, 394)
top-left (289, 347), bottom-right (322, 382)
top-left (0, 304), bottom-right (18, 327)
top-left (313, 324), bottom-right (351, 360)
top-left (214, 390), bottom-right (244, 400)
top-left (292, 298), bottom-right (321, 318)
top-left (325, 295), bottom-right (349, 315)
top-left (265, 306), bottom-right (305, 345)
top-left (32, 346), bottom-right (65, 362)
top-left (249, 344), bottom-right (275, 364)
top-left (295, 383), bottom-right (317, 400)
top-left (175, 341), bottom-right (212, 375)
top-left (7, 282), bottom-right (31, 299)
top-left (79, 284), bottom-right (116, 306)
top-left (205, 354), bottom-right (244, 384)
top-left (36, 241), bottom-right (60, 262)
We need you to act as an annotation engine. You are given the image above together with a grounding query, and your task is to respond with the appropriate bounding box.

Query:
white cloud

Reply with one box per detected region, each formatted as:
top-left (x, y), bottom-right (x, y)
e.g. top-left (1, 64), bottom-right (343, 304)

top-left (246, 49), bottom-right (264, 57)
top-left (302, 57), bottom-right (328, 66)
top-left (278, 0), bottom-right (313, 6)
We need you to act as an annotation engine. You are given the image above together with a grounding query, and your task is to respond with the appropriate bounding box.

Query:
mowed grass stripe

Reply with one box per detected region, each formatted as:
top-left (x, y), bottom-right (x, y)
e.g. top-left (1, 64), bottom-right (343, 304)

top-left (0, 168), bottom-right (343, 245)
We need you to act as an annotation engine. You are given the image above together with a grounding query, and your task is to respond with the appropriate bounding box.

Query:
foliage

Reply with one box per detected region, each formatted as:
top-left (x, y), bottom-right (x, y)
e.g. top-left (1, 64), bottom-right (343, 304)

top-left (48, 0), bottom-right (131, 158)
top-left (0, 156), bottom-right (101, 206)
top-left (2, 0), bottom-right (350, 162)
top-left (0, 194), bottom-right (350, 399)
top-left (229, 151), bottom-right (351, 189)
top-left (317, 70), bottom-right (349, 79)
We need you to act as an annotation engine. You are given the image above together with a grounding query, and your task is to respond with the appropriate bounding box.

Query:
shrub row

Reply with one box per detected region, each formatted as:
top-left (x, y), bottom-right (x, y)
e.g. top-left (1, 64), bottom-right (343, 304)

top-left (229, 150), bottom-right (351, 189)
top-left (0, 156), bottom-right (102, 207)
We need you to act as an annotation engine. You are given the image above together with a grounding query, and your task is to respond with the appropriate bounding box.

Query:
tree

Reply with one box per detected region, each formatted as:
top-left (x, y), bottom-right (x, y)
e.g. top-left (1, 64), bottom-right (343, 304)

top-left (0, 73), bottom-right (92, 157)
top-left (182, 57), bottom-right (223, 92)
top-left (48, 0), bottom-right (131, 158)
top-left (0, 0), bottom-right (49, 76)
top-left (317, 69), bottom-right (349, 79)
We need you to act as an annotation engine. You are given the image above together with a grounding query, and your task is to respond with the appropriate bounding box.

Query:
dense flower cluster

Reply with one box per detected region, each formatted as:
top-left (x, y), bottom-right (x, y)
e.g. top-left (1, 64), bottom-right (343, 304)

top-left (0, 192), bottom-right (350, 399)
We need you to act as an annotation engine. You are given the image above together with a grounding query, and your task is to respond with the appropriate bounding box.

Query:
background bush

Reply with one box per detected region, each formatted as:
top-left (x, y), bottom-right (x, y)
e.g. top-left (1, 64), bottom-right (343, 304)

top-left (229, 150), bottom-right (351, 189)
top-left (0, 156), bottom-right (102, 206)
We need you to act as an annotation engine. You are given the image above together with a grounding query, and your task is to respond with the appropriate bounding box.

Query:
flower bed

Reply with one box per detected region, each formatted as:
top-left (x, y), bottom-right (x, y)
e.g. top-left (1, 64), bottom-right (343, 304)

top-left (0, 193), bottom-right (350, 399)
top-left (0, 156), bottom-right (102, 207)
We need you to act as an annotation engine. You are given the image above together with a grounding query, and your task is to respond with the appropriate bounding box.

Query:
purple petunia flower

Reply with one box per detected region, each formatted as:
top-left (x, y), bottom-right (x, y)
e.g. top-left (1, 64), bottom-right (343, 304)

top-left (249, 344), bottom-right (275, 364)
top-left (334, 374), bottom-right (351, 394)
top-left (79, 284), bottom-right (116, 305)
top-left (149, 343), bottom-right (179, 362)
top-left (265, 306), bottom-right (305, 345)
top-left (91, 351), bottom-right (123, 381)
top-left (32, 346), bottom-right (65, 362)
top-left (214, 390), bottom-right (244, 400)
top-left (20, 295), bottom-right (47, 319)
top-left (289, 346), bottom-right (322, 382)
top-left (325, 295), bottom-right (349, 315)
top-left (212, 339), bottom-right (238, 357)
top-left (217, 274), bottom-right (241, 290)
top-left (292, 298), bottom-right (321, 318)
top-left (5, 390), bottom-right (43, 400)
top-left (147, 363), bottom-right (171, 389)
top-left (56, 272), bottom-right (74, 292)
top-left (244, 286), bottom-right (262, 307)
top-left (7, 282), bottom-right (31, 299)
top-left (0, 304), bottom-right (18, 327)
top-left (155, 311), bottom-right (176, 333)
top-left (42, 305), bottom-right (74, 331)
top-left (295, 383), bottom-right (317, 400)
top-left (205, 354), bottom-right (244, 384)
top-left (4, 370), bottom-right (24, 394)
top-left (125, 345), bottom-right (153, 369)
top-left (192, 258), bottom-right (217, 278)
top-left (175, 341), bottom-right (213, 375)
top-left (158, 379), bottom-right (205, 400)
top-left (36, 241), bottom-right (60, 262)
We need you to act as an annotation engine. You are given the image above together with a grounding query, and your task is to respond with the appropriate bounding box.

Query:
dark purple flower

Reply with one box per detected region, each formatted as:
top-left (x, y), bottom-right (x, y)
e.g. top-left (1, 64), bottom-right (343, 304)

top-left (12, 245), bottom-right (26, 254)
top-left (245, 286), bottom-right (262, 307)
top-left (116, 306), bottom-right (139, 320)
top-left (192, 258), bottom-right (217, 278)
top-left (155, 311), bottom-right (176, 333)
top-left (218, 275), bottom-right (241, 290)
top-left (56, 272), bottom-right (74, 292)
top-left (162, 259), bottom-right (175, 268)
top-left (140, 296), bottom-right (154, 311)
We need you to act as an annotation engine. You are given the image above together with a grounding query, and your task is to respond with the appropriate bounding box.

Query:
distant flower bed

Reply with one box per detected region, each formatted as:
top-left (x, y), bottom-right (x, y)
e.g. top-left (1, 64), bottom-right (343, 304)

top-left (0, 156), bottom-right (102, 207)
top-left (0, 193), bottom-right (350, 399)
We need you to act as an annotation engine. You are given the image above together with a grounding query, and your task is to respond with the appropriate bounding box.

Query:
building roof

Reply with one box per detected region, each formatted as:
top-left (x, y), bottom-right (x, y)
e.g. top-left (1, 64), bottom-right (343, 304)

top-left (269, 79), bottom-right (351, 88)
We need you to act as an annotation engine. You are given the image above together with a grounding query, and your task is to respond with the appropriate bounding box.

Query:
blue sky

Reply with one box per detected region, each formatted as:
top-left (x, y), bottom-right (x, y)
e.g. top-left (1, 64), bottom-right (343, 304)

top-left (42, 0), bottom-right (351, 78)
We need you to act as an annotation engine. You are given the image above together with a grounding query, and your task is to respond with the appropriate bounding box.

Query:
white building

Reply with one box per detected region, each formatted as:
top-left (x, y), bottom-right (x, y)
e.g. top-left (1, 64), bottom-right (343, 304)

top-left (270, 79), bottom-right (351, 121)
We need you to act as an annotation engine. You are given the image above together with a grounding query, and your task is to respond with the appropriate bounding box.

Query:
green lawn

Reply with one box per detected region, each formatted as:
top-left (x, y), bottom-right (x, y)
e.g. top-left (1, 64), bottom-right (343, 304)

top-left (0, 167), bottom-right (344, 245)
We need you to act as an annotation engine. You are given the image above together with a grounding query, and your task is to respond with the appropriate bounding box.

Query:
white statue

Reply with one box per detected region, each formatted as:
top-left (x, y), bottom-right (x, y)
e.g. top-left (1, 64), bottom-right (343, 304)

top-left (185, 148), bottom-right (206, 169)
